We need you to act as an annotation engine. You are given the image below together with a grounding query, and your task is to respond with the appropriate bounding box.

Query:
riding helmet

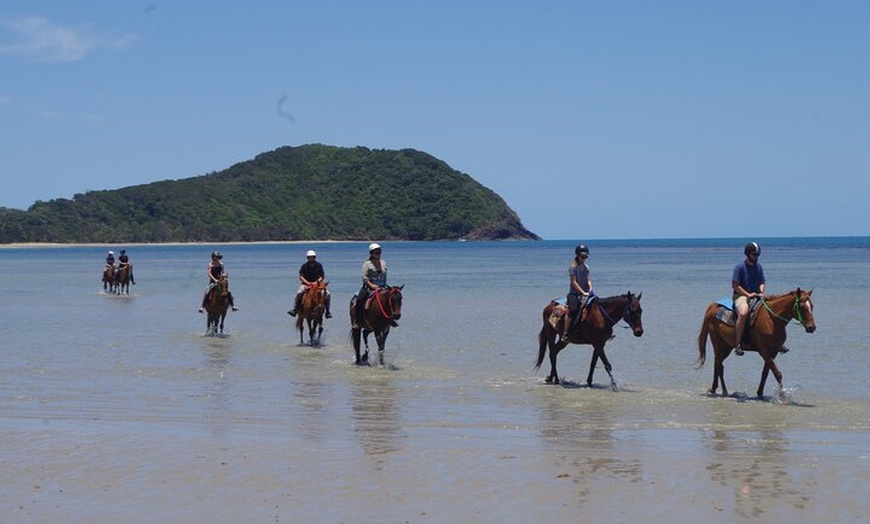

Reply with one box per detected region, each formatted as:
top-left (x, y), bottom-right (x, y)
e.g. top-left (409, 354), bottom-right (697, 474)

top-left (368, 243), bottom-right (381, 253)
top-left (306, 250), bottom-right (317, 257)
top-left (574, 244), bottom-right (589, 256)
top-left (108, 250), bottom-right (114, 255)
top-left (744, 242), bottom-right (760, 255)
top-left (211, 251), bottom-right (222, 259)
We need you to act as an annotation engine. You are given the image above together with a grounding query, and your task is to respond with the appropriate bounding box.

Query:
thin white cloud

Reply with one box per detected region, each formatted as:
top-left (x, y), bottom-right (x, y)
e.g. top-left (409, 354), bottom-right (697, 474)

top-left (0, 16), bottom-right (134, 62)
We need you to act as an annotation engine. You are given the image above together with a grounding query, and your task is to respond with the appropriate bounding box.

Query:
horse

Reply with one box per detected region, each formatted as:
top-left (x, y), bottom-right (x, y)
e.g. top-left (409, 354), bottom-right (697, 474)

top-left (296, 281), bottom-right (329, 346)
top-left (696, 288), bottom-right (816, 399)
top-left (102, 265), bottom-right (117, 293)
top-left (535, 292), bottom-right (644, 389)
top-left (349, 285), bottom-right (404, 366)
top-left (205, 275), bottom-right (231, 335)
top-left (115, 264), bottom-right (131, 295)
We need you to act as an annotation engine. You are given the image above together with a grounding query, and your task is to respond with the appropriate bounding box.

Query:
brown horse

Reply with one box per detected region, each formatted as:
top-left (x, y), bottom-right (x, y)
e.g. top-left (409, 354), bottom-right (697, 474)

top-left (115, 264), bottom-right (131, 295)
top-left (536, 292), bottom-right (644, 389)
top-left (296, 281), bottom-right (329, 346)
top-left (696, 288), bottom-right (816, 399)
top-left (349, 285), bottom-right (404, 366)
top-left (205, 275), bottom-right (230, 335)
top-left (102, 265), bottom-right (117, 293)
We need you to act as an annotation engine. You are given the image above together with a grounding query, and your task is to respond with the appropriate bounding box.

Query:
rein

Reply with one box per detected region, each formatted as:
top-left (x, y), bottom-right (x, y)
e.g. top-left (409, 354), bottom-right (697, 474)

top-left (373, 287), bottom-right (393, 320)
top-left (760, 294), bottom-right (806, 326)
top-left (597, 296), bottom-right (632, 327)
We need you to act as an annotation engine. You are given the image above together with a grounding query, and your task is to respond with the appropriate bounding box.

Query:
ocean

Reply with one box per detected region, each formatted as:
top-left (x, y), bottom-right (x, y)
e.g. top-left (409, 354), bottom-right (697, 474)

top-left (1, 238), bottom-right (867, 523)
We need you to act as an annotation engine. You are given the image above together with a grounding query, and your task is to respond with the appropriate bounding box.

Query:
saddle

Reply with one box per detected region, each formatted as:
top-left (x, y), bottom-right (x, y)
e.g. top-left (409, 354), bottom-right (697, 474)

top-left (547, 296), bottom-right (593, 330)
top-left (714, 297), bottom-right (761, 327)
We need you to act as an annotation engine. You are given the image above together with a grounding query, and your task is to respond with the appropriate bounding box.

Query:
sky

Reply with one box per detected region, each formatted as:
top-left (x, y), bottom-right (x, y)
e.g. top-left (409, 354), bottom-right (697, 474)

top-left (1, 1), bottom-right (868, 240)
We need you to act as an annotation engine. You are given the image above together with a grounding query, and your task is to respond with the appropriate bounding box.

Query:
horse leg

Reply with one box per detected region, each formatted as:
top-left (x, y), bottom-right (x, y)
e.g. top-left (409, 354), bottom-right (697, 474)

top-left (586, 349), bottom-right (600, 386)
top-left (592, 346), bottom-right (617, 391)
top-left (351, 327), bottom-right (365, 365)
top-left (547, 342), bottom-right (562, 384)
top-left (757, 356), bottom-right (783, 399)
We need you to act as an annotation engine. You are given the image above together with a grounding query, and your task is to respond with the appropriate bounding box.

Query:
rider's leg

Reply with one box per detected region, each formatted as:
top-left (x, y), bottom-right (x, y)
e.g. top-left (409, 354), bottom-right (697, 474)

top-left (325, 292), bottom-right (332, 318)
top-left (229, 292), bottom-right (239, 311)
top-left (560, 314), bottom-right (573, 344)
top-left (199, 289), bottom-right (209, 313)
top-left (288, 292), bottom-right (302, 316)
top-left (733, 297), bottom-right (749, 355)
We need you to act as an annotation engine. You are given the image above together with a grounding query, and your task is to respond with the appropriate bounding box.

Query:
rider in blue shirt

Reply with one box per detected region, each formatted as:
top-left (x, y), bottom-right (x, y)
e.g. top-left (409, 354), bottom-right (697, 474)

top-left (732, 241), bottom-right (765, 355)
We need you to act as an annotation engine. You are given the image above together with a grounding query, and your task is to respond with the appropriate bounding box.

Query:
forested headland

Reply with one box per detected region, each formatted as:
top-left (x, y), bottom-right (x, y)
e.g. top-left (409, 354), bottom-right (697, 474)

top-left (0, 144), bottom-right (539, 243)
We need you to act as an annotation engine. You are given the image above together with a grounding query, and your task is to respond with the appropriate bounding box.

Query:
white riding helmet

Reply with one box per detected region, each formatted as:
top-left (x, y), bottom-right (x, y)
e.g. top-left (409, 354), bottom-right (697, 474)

top-left (108, 250), bottom-right (114, 255)
top-left (306, 250), bottom-right (317, 257)
top-left (368, 243), bottom-right (381, 253)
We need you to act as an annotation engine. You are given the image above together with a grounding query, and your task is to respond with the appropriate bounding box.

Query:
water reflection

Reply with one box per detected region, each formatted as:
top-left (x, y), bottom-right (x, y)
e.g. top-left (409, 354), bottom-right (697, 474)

top-left (350, 372), bottom-right (405, 465)
top-left (536, 390), bottom-right (642, 504)
top-left (704, 403), bottom-right (810, 518)
top-left (202, 341), bottom-right (232, 437)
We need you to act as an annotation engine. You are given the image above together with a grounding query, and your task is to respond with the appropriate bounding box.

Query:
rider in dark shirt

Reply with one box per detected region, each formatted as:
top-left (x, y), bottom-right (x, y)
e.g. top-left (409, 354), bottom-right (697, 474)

top-left (117, 249), bottom-right (136, 285)
top-left (288, 250), bottom-right (331, 318)
top-left (198, 251), bottom-right (238, 313)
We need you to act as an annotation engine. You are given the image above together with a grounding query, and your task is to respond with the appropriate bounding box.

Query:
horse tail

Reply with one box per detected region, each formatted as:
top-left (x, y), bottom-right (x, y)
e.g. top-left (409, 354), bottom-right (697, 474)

top-left (535, 302), bottom-right (555, 370)
top-left (535, 326), bottom-right (549, 370)
top-left (696, 304), bottom-right (713, 369)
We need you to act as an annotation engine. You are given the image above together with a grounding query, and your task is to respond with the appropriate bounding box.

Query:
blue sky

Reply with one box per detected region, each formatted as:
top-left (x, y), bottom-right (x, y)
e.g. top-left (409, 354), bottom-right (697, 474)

top-left (1, 1), bottom-right (867, 239)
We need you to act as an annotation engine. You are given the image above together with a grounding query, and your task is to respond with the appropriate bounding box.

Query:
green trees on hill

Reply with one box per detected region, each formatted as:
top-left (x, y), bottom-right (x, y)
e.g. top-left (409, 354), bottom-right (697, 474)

top-left (0, 144), bottom-right (539, 243)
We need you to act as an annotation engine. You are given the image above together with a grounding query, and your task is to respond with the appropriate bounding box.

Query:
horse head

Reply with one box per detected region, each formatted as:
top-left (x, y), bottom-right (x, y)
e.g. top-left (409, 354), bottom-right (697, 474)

top-left (794, 288), bottom-right (816, 333)
top-left (624, 291), bottom-right (644, 337)
top-left (218, 274), bottom-right (229, 296)
top-left (383, 285), bottom-right (403, 323)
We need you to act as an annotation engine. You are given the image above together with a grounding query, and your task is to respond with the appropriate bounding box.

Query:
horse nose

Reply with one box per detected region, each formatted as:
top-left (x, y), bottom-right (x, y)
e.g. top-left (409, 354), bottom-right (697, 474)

top-left (806, 325), bottom-right (816, 333)
top-left (393, 313), bottom-right (401, 320)
top-left (634, 328), bottom-right (644, 337)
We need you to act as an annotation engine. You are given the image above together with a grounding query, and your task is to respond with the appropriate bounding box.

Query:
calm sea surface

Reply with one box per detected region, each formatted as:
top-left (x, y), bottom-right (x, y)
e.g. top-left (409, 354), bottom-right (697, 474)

top-left (1, 238), bottom-right (868, 523)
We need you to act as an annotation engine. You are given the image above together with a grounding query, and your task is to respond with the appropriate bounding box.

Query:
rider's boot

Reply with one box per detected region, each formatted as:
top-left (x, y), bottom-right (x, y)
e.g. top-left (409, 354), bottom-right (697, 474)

top-left (229, 293), bottom-right (239, 312)
top-left (198, 293), bottom-right (207, 314)
top-left (325, 296), bottom-right (332, 318)
top-left (559, 315), bottom-right (572, 344)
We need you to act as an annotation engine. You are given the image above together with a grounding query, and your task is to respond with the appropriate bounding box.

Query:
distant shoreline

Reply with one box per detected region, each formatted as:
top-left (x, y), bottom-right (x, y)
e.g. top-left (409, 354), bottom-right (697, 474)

top-left (0, 240), bottom-right (358, 249)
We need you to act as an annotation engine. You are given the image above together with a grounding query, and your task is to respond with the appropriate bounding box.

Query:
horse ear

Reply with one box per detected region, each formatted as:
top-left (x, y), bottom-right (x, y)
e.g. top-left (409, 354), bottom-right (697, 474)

top-left (636, 292), bottom-right (642, 300)
top-left (807, 288), bottom-right (813, 296)
top-left (398, 284), bottom-right (404, 290)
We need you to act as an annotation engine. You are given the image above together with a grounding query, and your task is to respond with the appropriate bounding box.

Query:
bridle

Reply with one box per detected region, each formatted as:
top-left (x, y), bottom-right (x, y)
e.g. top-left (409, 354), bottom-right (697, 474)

top-left (761, 292), bottom-right (813, 328)
top-left (598, 294), bottom-right (642, 329)
top-left (373, 286), bottom-right (401, 321)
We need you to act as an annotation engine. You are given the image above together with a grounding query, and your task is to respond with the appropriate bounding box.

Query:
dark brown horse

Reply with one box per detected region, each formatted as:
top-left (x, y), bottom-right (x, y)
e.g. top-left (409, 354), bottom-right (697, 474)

top-left (536, 292), bottom-right (644, 389)
top-left (349, 285), bottom-right (404, 366)
top-left (102, 265), bottom-right (117, 293)
top-left (296, 281), bottom-right (329, 346)
top-left (115, 264), bottom-right (131, 295)
top-left (205, 275), bottom-right (230, 335)
top-left (696, 288), bottom-right (816, 399)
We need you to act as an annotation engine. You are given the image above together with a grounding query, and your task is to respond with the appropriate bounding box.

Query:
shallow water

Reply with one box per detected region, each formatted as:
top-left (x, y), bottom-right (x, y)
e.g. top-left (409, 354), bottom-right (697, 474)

top-left (1, 240), bottom-right (867, 522)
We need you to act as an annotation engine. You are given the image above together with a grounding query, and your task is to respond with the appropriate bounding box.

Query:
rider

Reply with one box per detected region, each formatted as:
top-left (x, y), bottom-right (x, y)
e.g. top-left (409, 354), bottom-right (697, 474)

top-left (105, 250), bottom-right (116, 272)
top-left (288, 249), bottom-right (332, 318)
top-left (198, 251), bottom-right (239, 313)
top-left (732, 241), bottom-right (766, 356)
top-left (117, 249), bottom-right (136, 285)
top-left (354, 243), bottom-right (387, 329)
top-left (560, 244), bottom-right (593, 344)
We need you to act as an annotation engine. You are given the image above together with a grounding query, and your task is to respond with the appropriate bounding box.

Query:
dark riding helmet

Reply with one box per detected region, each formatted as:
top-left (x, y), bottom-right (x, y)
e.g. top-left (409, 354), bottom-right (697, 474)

top-left (744, 242), bottom-right (760, 256)
top-left (211, 250), bottom-right (222, 259)
top-left (575, 244), bottom-right (590, 256)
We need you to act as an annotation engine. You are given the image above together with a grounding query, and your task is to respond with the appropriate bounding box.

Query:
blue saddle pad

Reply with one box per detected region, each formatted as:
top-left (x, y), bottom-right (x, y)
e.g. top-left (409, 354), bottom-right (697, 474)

top-left (716, 297), bottom-right (734, 310)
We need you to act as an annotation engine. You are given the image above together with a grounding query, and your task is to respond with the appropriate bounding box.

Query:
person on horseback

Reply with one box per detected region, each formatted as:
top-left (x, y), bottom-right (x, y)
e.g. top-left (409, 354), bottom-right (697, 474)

top-left (288, 249), bottom-right (332, 318)
top-left (105, 250), bottom-right (116, 270)
top-left (198, 251), bottom-right (238, 313)
top-left (732, 241), bottom-right (765, 355)
top-left (118, 249), bottom-right (136, 285)
top-left (560, 244), bottom-right (593, 344)
top-left (354, 243), bottom-right (388, 329)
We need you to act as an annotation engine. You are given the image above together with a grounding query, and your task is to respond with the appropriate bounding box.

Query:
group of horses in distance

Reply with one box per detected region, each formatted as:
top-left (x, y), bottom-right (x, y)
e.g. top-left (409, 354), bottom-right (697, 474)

top-left (110, 257), bottom-right (815, 394)
top-left (102, 264), bottom-right (132, 295)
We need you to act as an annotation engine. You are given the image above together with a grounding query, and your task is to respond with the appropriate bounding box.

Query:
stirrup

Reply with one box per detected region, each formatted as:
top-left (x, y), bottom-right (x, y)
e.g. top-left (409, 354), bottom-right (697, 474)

top-left (734, 345), bottom-right (744, 356)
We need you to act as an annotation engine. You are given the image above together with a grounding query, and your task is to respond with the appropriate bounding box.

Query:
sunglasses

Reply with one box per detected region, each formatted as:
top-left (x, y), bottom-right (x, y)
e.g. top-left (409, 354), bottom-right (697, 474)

top-left (748, 252), bottom-right (760, 257)
top-left (372, 249), bottom-right (382, 254)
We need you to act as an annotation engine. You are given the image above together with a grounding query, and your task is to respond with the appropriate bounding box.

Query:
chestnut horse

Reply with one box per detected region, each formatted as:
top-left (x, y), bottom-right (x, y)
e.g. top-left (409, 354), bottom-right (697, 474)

top-left (115, 264), bottom-right (131, 295)
top-left (696, 288), bottom-right (816, 399)
top-left (536, 292), bottom-right (644, 389)
top-left (296, 281), bottom-right (329, 346)
top-left (102, 265), bottom-right (117, 293)
top-left (205, 275), bottom-right (230, 335)
top-left (349, 285), bottom-right (404, 366)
